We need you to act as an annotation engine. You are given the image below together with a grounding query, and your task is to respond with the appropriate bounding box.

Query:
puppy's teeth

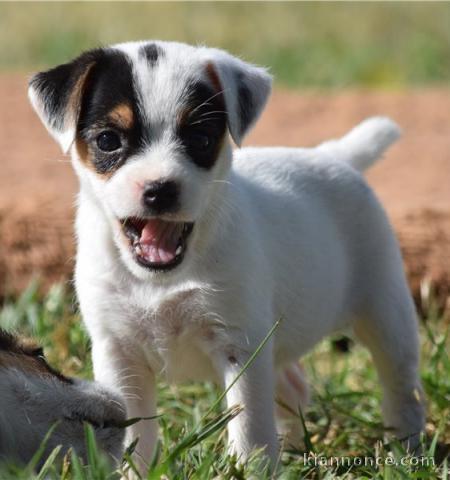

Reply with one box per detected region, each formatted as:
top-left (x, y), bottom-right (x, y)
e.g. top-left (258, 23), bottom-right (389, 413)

top-left (175, 245), bottom-right (182, 255)
top-left (135, 245), bottom-right (143, 255)
top-left (159, 249), bottom-right (175, 263)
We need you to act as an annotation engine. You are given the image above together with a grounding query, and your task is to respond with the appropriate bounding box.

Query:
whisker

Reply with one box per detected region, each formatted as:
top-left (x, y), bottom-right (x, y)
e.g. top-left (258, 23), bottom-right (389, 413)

top-left (197, 110), bottom-right (227, 118)
top-left (122, 393), bottom-right (143, 401)
top-left (188, 117), bottom-right (224, 126)
top-left (109, 398), bottom-right (126, 412)
top-left (120, 385), bottom-right (143, 393)
top-left (208, 179), bottom-right (233, 186)
top-left (187, 88), bottom-right (229, 118)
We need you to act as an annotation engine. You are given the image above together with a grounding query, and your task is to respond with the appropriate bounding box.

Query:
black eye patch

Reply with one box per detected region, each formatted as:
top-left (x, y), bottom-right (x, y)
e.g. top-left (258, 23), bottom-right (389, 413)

top-left (178, 82), bottom-right (227, 170)
top-left (76, 51), bottom-right (145, 176)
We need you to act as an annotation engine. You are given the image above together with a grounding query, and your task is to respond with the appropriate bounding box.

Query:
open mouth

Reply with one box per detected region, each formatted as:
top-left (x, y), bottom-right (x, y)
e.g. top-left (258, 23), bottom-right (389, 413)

top-left (121, 217), bottom-right (194, 271)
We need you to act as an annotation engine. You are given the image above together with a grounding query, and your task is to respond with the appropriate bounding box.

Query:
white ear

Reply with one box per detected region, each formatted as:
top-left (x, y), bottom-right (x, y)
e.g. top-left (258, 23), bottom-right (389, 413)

top-left (205, 50), bottom-right (272, 146)
top-left (28, 50), bottom-right (101, 153)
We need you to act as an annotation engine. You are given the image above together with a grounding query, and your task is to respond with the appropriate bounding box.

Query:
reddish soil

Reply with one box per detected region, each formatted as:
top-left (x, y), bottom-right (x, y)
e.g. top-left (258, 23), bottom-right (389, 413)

top-left (1, 74), bottom-right (449, 309)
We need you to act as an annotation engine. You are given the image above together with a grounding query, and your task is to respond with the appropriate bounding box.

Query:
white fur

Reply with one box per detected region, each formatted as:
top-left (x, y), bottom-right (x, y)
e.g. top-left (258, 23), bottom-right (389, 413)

top-left (317, 116), bottom-right (401, 171)
top-left (29, 41), bottom-right (425, 473)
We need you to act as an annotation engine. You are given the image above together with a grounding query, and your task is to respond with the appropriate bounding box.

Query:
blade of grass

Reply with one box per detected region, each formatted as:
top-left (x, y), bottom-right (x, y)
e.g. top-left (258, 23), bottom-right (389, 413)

top-left (298, 404), bottom-right (315, 454)
top-left (84, 423), bottom-right (99, 474)
top-left (26, 421), bottom-right (60, 473)
top-left (442, 458), bottom-right (448, 480)
top-left (70, 450), bottom-right (85, 479)
top-left (36, 445), bottom-right (61, 480)
top-left (116, 415), bottom-right (161, 429)
top-left (121, 451), bottom-right (142, 480)
top-left (202, 317), bottom-right (282, 421)
top-left (164, 405), bottom-right (243, 462)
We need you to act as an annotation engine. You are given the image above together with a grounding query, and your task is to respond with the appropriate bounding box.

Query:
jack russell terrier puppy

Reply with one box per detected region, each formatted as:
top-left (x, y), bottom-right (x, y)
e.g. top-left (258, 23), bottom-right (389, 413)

top-left (29, 40), bottom-right (425, 471)
top-left (0, 329), bottom-right (125, 465)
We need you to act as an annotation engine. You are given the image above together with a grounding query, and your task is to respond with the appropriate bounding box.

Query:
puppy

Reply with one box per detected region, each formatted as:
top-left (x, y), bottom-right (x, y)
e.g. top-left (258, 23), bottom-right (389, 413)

top-left (0, 329), bottom-right (125, 465)
top-left (29, 40), bottom-right (425, 471)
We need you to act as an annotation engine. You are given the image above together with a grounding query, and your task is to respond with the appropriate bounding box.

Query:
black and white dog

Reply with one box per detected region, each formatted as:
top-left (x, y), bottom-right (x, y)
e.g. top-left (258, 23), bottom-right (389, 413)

top-left (29, 41), bottom-right (425, 471)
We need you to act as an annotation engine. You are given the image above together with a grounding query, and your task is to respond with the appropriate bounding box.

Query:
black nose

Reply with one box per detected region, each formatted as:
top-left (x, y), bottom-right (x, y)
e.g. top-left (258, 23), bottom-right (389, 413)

top-left (142, 180), bottom-right (179, 213)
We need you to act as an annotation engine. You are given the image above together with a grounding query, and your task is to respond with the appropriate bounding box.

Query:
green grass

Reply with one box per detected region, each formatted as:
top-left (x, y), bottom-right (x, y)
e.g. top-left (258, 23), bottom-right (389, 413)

top-left (1, 3), bottom-right (450, 87)
top-left (0, 280), bottom-right (449, 478)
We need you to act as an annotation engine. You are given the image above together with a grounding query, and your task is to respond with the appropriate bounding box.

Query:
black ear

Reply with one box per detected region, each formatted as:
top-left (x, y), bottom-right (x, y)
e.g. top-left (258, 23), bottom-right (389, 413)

top-left (204, 49), bottom-right (272, 146)
top-left (28, 49), bottom-right (104, 153)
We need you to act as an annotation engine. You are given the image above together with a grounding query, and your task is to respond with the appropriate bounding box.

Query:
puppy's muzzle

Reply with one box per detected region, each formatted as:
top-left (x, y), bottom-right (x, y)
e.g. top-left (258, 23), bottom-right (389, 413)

top-left (119, 179), bottom-right (193, 271)
top-left (142, 180), bottom-right (179, 214)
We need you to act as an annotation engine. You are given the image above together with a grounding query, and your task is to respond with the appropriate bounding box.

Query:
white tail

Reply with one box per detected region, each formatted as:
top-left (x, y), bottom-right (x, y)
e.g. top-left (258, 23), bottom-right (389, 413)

top-left (318, 116), bottom-right (401, 172)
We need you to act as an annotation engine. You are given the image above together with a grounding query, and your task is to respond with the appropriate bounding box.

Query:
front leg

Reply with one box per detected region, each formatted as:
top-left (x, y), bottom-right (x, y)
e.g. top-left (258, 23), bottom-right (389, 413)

top-left (91, 338), bottom-right (158, 474)
top-left (214, 343), bottom-right (279, 467)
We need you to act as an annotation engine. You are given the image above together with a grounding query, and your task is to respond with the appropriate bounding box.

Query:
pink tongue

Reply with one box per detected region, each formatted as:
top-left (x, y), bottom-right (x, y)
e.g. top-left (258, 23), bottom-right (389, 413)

top-left (139, 219), bottom-right (182, 264)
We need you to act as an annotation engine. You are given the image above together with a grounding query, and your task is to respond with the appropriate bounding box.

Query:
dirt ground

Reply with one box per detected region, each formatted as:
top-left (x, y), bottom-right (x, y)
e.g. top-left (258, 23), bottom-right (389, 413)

top-left (1, 74), bottom-right (449, 309)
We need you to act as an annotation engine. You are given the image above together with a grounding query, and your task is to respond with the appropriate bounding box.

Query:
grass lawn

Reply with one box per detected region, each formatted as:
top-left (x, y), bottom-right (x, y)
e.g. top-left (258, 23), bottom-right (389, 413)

top-left (0, 280), bottom-right (448, 479)
top-left (1, 3), bottom-right (450, 88)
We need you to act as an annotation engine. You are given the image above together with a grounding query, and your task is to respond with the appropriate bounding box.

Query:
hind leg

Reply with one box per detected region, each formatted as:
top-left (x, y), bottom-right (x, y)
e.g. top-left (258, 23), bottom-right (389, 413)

top-left (353, 285), bottom-right (425, 449)
top-left (275, 362), bottom-right (310, 449)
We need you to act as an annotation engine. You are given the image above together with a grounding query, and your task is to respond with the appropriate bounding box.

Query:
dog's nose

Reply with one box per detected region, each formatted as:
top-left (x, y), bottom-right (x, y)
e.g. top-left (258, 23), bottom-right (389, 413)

top-left (142, 180), bottom-right (179, 213)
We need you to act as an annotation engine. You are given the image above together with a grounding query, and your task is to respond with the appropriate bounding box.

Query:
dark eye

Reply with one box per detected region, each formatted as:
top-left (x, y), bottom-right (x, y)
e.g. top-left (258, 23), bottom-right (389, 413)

top-left (96, 131), bottom-right (122, 152)
top-left (31, 347), bottom-right (45, 358)
top-left (187, 132), bottom-right (213, 152)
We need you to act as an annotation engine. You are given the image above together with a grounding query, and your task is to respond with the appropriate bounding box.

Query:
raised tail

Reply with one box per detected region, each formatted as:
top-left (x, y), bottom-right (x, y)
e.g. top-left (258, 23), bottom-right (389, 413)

top-left (317, 116), bottom-right (401, 172)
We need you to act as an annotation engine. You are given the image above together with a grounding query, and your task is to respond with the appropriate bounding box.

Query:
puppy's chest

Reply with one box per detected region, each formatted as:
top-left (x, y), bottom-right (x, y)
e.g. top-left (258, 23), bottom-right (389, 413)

top-left (119, 288), bottom-right (225, 382)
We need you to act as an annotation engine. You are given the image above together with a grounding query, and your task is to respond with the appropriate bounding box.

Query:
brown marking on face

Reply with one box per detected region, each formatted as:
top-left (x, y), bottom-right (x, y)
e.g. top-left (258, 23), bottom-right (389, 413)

top-left (108, 103), bottom-right (134, 130)
top-left (65, 61), bottom-right (97, 129)
top-left (177, 106), bottom-right (191, 129)
top-left (68, 63), bottom-right (129, 181)
top-left (75, 136), bottom-right (89, 163)
top-left (177, 63), bottom-right (224, 128)
top-left (205, 62), bottom-right (223, 94)
top-left (205, 62), bottom-right (230, 154)
top-left (75, 135), bottom-right (116, 181)
top-left (205, 62), bottom-right (228, 152)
